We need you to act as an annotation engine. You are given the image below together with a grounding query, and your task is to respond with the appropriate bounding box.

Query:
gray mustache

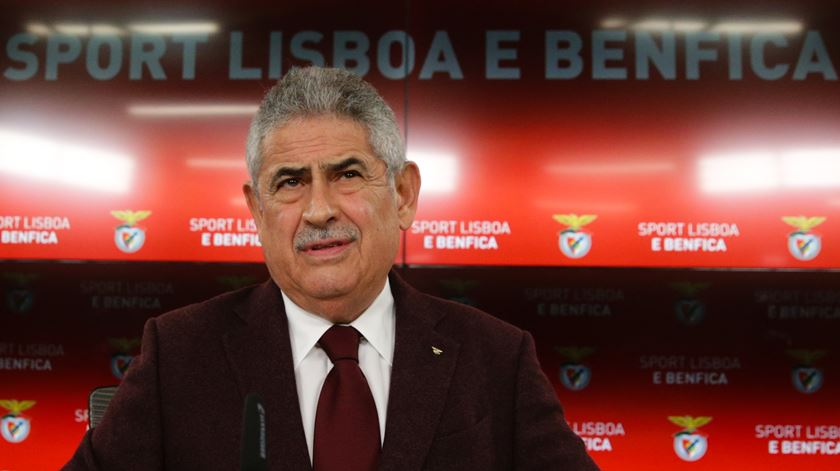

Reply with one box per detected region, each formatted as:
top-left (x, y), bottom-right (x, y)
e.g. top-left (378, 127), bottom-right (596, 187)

top-left (294, 225), bottom-right (359, 251)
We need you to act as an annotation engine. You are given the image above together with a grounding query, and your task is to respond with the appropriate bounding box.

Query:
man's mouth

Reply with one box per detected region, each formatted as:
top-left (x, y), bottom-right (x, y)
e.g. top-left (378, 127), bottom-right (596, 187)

top-left (301, 238), bottom-right (353, 253)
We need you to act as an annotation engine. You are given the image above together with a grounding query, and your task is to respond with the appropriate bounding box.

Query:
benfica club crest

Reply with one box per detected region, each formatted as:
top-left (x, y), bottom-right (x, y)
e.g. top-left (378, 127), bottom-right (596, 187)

top-left (668, 415), bottom-right (711, 462)
top-left (1, 399), bottom-right (36, 443)
top-left (555, 347), bottom-right (594, 391)
top-left (553, 214), bottom-right (597, 259)
top-left (787, 349), bottom-right (827, 394)
top-left (108, 338), bottom-right (141, 380)
top-left (670, 282), bottom-right (710, 327)
top-left (111, 210), bottom-right (152, 253)
top-left (3, 273), bottom-right (38, 315)
top-left (782, 216), bottom-right (826, 261)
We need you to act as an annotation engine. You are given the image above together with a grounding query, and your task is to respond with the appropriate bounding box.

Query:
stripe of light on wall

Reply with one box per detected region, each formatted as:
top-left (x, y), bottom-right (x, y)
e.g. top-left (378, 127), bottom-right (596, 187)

top-left (710, 20), bottom-right (803, 34)
top-left (698, 147), bottom-right (840, 194)
top-left (0, 128), bottom-right (134, 194)
top-left (127, 22), bottom-right (220, 34)
top-left (186, 158), bottom-right (245, 169)
top-left (127, 104), bottom-right (259, 117)
top-left (26, 21), bottom-right (218, 36)
top-left (407, 151), bottom-right (458, 195)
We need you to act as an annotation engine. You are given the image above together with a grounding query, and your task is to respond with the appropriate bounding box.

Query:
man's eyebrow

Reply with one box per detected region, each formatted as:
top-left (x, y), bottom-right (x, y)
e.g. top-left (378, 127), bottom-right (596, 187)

top-left (268, 165), bottom-right (309, 189)
top-left (323, 157), bottom-right (368, 173)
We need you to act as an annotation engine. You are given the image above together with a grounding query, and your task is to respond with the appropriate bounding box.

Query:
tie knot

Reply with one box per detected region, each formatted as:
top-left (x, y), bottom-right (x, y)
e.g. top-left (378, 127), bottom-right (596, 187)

top-left (318, 325), bottom-right (361, 363)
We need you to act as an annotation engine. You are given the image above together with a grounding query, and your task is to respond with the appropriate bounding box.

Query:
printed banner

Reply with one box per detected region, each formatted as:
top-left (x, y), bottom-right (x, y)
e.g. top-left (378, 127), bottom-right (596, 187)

top-left (3, 263), bottom-right (839, 469)
top-left (1, 1), bottom-right (839, 268)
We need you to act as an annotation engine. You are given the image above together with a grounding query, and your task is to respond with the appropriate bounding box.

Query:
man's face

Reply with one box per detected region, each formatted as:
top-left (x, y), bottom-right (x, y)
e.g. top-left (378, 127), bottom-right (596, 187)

top-left (244, 115), bottom-right (419, 320)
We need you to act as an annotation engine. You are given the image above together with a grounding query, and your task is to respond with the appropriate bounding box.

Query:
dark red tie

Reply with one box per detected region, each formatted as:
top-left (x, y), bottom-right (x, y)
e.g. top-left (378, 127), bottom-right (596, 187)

top-left (313, 325), bottom-right (380, 471)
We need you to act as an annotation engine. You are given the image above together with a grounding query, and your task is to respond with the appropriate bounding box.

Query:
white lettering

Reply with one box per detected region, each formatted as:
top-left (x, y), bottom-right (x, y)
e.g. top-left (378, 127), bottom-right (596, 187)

top-left (16, 344), bottom-right (64, 356)
top-left (189, 217), bottom-right (234, 232)
top-left (662, 237), bottom-right (727, 252)
top-left (0, 216), bottom-right (22, 229)
top-left (1, 230), bottom-right (59, 244)
top-left (807, 425), bottom-right (840, 440)
top-left (74, 409), bottom-right (89, 423)
top-left (581, 436), bottom-right (613, 452)
top-left (435, 235), bottom-right (498, 250)
top-left (22, 216), bottom-right (70, 230)
top-left (781, 440), bottom-right (840, 455)
top-left (212, 232), bottom-right (261, 247)
top-left (0, 357), bottom-right (53, 371)
top-left (411, 220), bottom-right (457, 234)
top-left (755, 424), bottom-right (802, 439)
top-left (663, 371), bottom-right (728, 385)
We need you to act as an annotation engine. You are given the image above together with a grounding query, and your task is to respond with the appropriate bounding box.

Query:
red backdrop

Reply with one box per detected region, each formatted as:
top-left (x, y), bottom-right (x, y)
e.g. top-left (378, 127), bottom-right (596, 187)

top-left (1, 0), bottom-right (839, 469)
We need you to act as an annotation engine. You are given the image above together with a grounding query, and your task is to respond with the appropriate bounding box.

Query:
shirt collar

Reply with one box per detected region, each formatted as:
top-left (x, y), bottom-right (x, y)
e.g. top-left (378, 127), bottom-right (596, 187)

top-left (283, 278), bottom-right (395, 369)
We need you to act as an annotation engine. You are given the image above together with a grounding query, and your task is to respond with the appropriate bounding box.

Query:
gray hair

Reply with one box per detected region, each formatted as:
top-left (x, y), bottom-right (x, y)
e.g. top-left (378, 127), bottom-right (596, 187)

top-left (246, 66), bottom-right (405, 187)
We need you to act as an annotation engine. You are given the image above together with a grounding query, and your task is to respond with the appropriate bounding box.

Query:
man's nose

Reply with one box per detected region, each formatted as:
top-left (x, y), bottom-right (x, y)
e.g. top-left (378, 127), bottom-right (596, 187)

top-left (302, 178), bottom-right (336, 227)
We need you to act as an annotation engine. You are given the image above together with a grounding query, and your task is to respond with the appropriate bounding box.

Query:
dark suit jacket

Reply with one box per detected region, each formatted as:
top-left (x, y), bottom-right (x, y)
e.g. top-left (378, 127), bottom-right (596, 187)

top-left (65, 271), bottom-right (598, 470)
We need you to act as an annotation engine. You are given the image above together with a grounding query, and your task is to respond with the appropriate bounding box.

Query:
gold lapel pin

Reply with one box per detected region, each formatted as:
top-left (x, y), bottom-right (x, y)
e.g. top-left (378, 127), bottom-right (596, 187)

top-left (432, 346), bottom-right (443, 356)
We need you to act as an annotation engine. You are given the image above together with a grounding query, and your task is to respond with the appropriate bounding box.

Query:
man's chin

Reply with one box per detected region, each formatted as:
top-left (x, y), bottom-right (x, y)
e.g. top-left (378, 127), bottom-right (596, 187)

top-left (297, 270), bottom-right (356, 300)
top-left (305, 284), bottom-right (353, 301)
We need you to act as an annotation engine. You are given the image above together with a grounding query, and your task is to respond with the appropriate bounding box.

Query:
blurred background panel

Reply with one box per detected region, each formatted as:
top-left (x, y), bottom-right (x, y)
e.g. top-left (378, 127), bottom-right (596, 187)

top-left (1, 1), bottom-right (839, 469)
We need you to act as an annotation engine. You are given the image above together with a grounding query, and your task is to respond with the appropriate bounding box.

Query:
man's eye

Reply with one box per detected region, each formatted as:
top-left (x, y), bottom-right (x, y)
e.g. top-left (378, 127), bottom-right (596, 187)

top-left (278, 178), bottom-right (300, 189)
top-left (341, 170), bottom-right (361, 179)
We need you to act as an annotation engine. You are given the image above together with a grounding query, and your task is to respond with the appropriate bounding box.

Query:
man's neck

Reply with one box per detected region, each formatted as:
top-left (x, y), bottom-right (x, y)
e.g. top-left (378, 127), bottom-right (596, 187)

top-left (280, 279), bottom-right (388, 324)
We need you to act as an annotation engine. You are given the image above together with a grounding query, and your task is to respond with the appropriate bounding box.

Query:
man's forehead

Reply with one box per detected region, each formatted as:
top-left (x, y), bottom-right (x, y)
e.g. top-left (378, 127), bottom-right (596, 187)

top-left (261, 117), bottom-right (377, 166)
top-left (268, 155), bottom-right (376, 172)
top-left (263, 140), bottom-right (380, 168)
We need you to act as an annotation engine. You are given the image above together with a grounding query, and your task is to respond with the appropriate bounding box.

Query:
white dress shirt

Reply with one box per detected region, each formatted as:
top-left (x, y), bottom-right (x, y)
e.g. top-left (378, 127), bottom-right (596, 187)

top-left (282, 279), bottom-right (395, 463)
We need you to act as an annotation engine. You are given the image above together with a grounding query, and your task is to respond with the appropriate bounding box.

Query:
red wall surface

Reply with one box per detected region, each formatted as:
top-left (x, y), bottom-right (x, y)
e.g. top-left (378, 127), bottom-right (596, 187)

top-left (1, 0), bottom-right (839, 469)
top-left (1, 263), bottom-right (839, 469)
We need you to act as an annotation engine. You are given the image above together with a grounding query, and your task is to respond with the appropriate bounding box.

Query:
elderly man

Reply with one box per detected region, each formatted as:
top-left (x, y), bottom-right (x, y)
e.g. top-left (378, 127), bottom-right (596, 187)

top-left (65, 67), bottom-right (598, 470)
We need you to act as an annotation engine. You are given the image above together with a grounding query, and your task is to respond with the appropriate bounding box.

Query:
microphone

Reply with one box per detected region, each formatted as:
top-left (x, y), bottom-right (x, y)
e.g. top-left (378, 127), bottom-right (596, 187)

top-left (241, 393), bottom-right (268, 471)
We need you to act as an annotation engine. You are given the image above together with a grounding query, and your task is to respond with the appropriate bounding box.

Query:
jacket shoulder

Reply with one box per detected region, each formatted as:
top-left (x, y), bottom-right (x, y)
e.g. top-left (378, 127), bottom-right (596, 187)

top-left (152, 284), bottom-right (256, 339)
top-left (417, 291), bottom-right (525, 349)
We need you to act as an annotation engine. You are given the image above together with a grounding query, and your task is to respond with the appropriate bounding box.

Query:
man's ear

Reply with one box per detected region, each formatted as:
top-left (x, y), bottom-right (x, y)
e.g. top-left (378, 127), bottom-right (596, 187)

top-left (395, 162), bottom-right (421, 230)
top-left (243, 181), bottom-right (263, 229)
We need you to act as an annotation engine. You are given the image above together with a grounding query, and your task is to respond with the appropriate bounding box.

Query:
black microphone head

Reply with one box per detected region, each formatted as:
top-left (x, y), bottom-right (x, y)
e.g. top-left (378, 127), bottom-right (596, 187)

top-left (241, 393), bottom-right (268, 471)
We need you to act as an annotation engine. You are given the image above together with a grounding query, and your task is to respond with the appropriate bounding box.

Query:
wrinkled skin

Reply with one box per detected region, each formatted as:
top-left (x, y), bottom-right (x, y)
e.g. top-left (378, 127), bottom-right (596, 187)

top-left (244, 115), bottom-right (420, 322)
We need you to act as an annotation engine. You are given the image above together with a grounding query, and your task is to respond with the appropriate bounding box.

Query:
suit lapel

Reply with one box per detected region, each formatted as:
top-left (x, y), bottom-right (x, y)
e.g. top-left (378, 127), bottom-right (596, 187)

top-left (222, 281), bottom-right (312, 470)
top-left (380, 272), bottom-right (461, 471)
